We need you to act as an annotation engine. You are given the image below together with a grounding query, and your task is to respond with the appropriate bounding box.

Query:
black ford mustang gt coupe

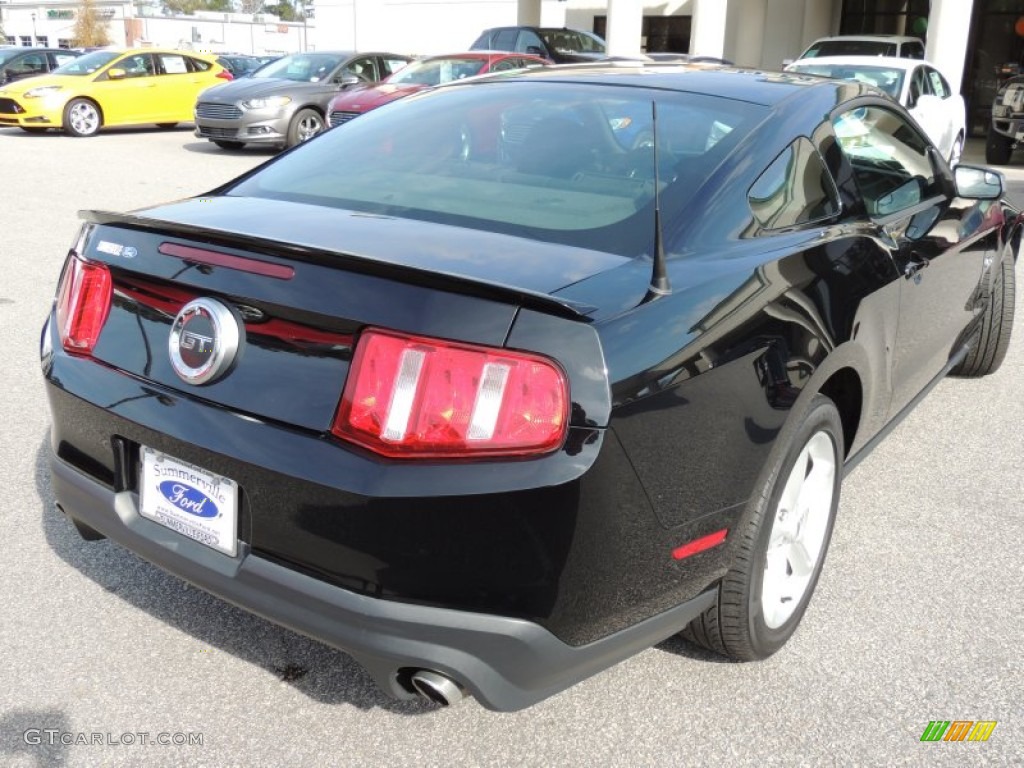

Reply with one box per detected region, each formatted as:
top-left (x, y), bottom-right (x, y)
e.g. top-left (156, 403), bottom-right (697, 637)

top-left (42, 64), bottom-right (1018, 711)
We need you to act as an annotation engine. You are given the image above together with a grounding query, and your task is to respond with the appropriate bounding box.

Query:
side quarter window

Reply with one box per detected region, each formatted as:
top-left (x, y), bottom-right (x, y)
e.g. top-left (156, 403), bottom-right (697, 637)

top-left (927, 68), bottom-right (949, 98)
top-left (833, 105), bottom-right (938, 217)
top-left (748, 137), bottom-right (840, 230)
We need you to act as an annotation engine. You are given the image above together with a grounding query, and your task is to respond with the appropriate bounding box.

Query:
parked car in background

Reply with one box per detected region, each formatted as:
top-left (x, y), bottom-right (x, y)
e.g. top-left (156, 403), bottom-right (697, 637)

top-left (43, 63), bottom-right (1017, 711)
top-left (987, 73), bottom-right (1024, 164)
top-left (194, 50), bottom-right (413, 150)
top-left (216, 54), bottom-right (268, 79)
top-left (785, 56), bottom-right (966, 164)
top-left (793, 34), bottom-right (925, 62)
top-left (0, 48), bottom-right (230, 136)
top-left (328, 51), bottom-right (546, 127)
top-left (0, 47), bottom-right (81, 85)
top-left (471, 26), bottom-right (606, 63)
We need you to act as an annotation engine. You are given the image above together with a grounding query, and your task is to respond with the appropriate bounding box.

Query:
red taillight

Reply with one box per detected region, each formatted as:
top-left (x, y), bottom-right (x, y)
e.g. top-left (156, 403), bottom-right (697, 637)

top-left (56, 255), bottom-right (112, 355)
top-left (332, 328), bottom-right (569, 458)
top-left (216, 70), bottom-right (234, 80)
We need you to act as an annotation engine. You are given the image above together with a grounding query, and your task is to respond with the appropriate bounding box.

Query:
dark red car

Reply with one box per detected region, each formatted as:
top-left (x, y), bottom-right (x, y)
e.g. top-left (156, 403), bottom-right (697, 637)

top-left (327, 52), bottom-right (547, 127)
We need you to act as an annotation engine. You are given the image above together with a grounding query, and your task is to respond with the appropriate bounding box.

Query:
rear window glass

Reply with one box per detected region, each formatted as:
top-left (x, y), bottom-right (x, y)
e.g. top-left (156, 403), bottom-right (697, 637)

top-left (804, 40), bottom-right (897, 58)
top-left (226, 81), bottom-right (765, 257)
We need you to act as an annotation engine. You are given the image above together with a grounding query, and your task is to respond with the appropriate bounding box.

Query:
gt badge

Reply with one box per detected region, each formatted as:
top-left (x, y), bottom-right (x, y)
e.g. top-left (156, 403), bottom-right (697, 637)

top-left (168, 298), bottom-right (241, 385)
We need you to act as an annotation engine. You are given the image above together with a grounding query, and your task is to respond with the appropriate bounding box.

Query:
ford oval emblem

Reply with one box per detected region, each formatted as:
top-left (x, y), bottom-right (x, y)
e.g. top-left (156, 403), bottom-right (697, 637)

top-left (158, 481), bottom-right (219, 518)
top-left (168, 298), bottom-right (242, 385)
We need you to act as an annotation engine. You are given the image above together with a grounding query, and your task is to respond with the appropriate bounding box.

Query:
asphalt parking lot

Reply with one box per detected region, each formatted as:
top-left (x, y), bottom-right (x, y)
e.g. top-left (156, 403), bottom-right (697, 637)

top-left (0, 127), bottom-right (1021, 767)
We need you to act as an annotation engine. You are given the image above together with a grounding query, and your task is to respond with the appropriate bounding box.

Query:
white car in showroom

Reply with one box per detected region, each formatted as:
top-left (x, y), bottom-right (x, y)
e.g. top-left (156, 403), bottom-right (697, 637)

top-left (785, 56), bottom-right (966, 166)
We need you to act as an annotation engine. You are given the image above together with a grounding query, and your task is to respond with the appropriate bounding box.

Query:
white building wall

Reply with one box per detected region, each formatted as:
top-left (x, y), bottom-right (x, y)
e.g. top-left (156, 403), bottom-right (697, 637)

top-left (926, 0), bottom-right (973, 93)
top-left (313, 0), bottom-right (520, 55)
top-left (0, 1), bottom-right (306, 54)
top-left (725, 0), bottom-right (838, 69)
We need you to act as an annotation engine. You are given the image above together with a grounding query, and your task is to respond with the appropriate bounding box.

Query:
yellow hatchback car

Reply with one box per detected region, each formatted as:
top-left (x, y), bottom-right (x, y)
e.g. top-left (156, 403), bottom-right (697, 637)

top-left (0, 48), bottom-right (230, 137)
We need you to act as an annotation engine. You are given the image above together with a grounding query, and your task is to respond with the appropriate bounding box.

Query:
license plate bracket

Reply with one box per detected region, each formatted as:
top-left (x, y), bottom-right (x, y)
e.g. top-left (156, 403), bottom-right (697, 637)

top-left (139, 446), bottom-right (238, 557)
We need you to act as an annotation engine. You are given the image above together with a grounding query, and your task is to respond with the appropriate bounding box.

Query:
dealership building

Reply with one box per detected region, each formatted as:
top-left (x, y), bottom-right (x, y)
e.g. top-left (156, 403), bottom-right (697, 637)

top-left (2, 0), bottom-right (1023, 134)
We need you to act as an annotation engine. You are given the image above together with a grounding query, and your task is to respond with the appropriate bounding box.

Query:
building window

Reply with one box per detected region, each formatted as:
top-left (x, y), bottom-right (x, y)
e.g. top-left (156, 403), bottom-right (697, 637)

top-left (36, 35), bottom-right (48, 47)
top-left (20, 36), bottom-right (32, 47)
top-left (58, 39), bottom-right (73, 49)
top-left (593, 15), bottom-right (692, 53)
top-left (839, 0), bottom-right (930, 39)
top-left (3, 36), bottom-right (15, 45)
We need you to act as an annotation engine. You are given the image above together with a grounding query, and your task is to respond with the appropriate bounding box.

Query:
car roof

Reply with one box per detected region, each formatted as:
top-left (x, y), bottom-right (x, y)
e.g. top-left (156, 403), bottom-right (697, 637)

top-left (809, 34), bottom-right (923, 43)
top-left (422, 51), bottom-right (545, 61)
top-left (471, 62), bottom-right (868, 107)
top-left (1, 47), bottom-right (80, 53)
top-left (786, 55), bottom-right (933, 72)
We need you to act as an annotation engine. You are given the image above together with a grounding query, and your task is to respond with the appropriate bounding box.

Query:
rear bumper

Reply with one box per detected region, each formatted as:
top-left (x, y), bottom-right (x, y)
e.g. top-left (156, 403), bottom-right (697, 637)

top-left (51, 452), bottom-right (716, 711)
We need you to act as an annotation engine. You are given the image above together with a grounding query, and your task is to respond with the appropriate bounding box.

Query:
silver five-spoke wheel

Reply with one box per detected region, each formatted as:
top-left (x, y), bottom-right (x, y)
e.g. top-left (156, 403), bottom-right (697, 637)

top-left (286, 108), bottom-right (325, 148)
top-left (681, 394), bottom-right (843, 660)
top-left (64, 99), bottom-right (101, 137)
top-left (761, 430), bottom-right (836, 629)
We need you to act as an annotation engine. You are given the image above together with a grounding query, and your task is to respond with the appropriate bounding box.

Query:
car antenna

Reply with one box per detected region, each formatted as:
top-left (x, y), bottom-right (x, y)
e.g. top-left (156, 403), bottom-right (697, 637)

top-left (641, 99), bottom-right (671, 304)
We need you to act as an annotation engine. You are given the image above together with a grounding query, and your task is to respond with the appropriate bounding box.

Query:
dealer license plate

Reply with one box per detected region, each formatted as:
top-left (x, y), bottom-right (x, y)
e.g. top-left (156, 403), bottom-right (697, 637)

top-left (139, 446), bottom-right (238, 556)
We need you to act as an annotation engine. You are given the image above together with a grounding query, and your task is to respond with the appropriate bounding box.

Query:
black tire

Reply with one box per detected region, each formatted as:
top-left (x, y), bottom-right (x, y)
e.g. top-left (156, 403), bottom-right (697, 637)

top-left (986, 128), bottom-right (1013, 165)
top-left (63, 98), bottom-right (101, 137)
top-left (951, 246), bottom-right (1016, 377)
top-left (682, 394), bottom-right (843, 660)
top-left (213, 140), bottom-right (245, 150)
top-left (286, 108), bottom-right (325, 148)
top-left (156, 122), bottom-right (178, 129)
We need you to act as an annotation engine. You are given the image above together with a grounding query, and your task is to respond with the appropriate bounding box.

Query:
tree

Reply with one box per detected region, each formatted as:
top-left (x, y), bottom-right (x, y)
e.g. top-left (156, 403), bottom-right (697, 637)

top-left (263, 0), bottom-right (300, 21)
top-left (72, 0), bottom-right (112, 48)
top-left (162, 0), bottom-right (232, 14)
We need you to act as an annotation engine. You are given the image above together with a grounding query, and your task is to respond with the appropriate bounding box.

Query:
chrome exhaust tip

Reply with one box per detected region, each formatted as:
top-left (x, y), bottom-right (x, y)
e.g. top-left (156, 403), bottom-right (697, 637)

top-left (409, 670), bottom-right (465, 706)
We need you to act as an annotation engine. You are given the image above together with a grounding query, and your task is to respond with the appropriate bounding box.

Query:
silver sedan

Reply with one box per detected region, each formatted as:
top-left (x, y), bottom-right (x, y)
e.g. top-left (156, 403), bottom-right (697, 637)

top-left (194, 50), bottom-right (412, 150)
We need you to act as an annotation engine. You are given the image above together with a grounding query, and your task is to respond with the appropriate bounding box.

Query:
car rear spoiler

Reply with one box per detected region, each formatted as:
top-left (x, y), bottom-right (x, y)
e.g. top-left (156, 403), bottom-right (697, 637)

top-left (79, 209), bottom-right (598, 321)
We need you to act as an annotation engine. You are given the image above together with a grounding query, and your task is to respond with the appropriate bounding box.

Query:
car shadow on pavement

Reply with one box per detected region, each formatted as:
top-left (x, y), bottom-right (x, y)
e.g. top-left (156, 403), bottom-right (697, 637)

top-left (180, 140), bottom-right (279, 157)
top-left (0, 125), bottom-right (197, 139)
top-left (654, 634), bottom-right (744, 662)
top-left (33, 437), bottom-right (433, 715)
